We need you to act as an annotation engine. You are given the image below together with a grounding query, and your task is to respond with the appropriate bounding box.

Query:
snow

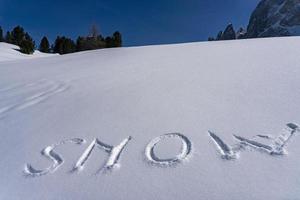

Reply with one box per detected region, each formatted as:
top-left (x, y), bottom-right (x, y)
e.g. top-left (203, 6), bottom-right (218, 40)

top-left (0, 37), bottom-right (300, 200)
top-left (0, 42), bottom-right (57, 62)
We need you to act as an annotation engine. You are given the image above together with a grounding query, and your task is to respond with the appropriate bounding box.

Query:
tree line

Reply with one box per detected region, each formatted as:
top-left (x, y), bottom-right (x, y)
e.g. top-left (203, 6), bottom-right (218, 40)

top-left (0, 25), bottom-right (122, 55)
top-left (0, 26), bottom-right (35, 54)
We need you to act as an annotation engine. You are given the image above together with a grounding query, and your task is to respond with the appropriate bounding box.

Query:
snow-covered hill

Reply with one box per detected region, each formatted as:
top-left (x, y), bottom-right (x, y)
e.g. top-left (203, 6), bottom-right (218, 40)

top-left (0, 37), bottom-right (299, 200)
top-left (0, 42), bottom-right (57, 62)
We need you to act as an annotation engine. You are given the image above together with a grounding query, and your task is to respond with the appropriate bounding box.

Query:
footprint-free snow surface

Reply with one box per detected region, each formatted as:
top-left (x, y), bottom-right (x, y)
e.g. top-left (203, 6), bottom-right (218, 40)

top-left (0, 38), bottom-right (300, 200)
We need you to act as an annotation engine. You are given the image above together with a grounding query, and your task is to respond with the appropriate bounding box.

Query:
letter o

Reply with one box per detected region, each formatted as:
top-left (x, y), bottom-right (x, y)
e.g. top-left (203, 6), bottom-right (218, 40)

top-left (145, 133), bottom-right (192, 166)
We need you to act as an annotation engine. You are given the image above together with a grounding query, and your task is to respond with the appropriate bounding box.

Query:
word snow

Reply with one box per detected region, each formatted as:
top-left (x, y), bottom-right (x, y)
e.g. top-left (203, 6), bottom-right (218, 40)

top-left (24, 123), bottom-right (299, 177)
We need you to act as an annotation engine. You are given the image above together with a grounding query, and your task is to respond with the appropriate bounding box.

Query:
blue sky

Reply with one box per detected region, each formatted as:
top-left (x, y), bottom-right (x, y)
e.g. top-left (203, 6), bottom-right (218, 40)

top-left (0, 0), bottom-right (260, 46)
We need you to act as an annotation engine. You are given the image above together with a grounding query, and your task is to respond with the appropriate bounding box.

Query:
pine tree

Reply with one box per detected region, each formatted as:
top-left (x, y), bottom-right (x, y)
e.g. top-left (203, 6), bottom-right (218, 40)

top-left (39, 36), bottom-right (50, 53)
top-left (76, 36), bottom-right (85, 52)
top-left (11, 26), bottom-right (26, 45)
top-left (5, 31), bottom-right (13, 43)
top-left (53, 36), bottom-right (76, 54)
top-left (62, 38), bottom-right (76, 54)
top-left (112, 31), bottom-right (122, 47)
top-left (105, 36), bottom-right (113, 48)
top-left (53, 36), bottom-right (62, 54)
top-left (19, 33), bottom-right (35, 54)
top-left (0, 26), bottom-right (3, 42)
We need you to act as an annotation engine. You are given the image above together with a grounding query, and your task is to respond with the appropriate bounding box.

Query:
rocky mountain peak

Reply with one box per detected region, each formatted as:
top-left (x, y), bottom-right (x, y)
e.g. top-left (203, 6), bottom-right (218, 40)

top-left (246, 0), bottom-right (300, 38)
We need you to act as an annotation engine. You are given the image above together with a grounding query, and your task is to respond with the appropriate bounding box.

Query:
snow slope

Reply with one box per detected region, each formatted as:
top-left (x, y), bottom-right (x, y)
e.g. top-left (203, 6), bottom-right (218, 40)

top-left (0, 37), bottom-right (300, 200)
top-left (0, 42), bottom-right (57, 62)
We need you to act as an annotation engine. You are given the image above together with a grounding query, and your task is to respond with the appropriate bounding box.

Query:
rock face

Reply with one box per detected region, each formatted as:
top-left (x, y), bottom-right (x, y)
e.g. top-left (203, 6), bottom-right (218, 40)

top-left (246, 0), bottom-right (300, 38)
top-left (221, 24), bottom-right (236, 40)
top-left (236, 27), bottom-right (247, 39)
top-left (208, 0), bottom-right (300, 41)
top-left (212, 24), bottom-right (236, 41)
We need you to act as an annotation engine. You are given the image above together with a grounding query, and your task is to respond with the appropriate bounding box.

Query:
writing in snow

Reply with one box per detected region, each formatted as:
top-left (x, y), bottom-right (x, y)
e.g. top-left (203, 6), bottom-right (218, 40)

top-left (24, 123), bottom-right (299, 177)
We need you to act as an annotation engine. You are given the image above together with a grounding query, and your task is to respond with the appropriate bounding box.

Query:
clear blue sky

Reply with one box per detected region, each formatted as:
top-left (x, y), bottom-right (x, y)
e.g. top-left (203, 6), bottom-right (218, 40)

top-left (0, 0), bottom-right (260, 46)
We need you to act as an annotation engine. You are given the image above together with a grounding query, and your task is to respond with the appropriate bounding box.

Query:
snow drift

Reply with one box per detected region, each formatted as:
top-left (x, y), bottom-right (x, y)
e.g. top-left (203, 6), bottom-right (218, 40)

top-left (0, 37), bottom-right (299, 200)
top-left (0, 42), bottom-right (56, 62)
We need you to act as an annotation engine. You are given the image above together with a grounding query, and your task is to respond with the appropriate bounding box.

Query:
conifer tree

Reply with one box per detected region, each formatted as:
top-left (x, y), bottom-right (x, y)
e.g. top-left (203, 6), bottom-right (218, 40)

top-left (112, 31), bottom-right (122, 47)
top-left (53, 36), bottom-right (62, 54)
top-left (39, 36), bottom-right (50, 53)
top-left (76, 36), bottom-right (85, 52)
top-left (105, 36), bottom-right (113, 48)
top-left (0, 26), bottom-right (3, 42)
top-left (53, 36), bottom-right (76, 54)
top-left (5, 31), bottom-right (13, 43)
top-left (11, 26), bottom-right (26, 45)
top-left (62, 38), bottom-right (76, 54)
top-left (19, 33), bottom-right (35, 54)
